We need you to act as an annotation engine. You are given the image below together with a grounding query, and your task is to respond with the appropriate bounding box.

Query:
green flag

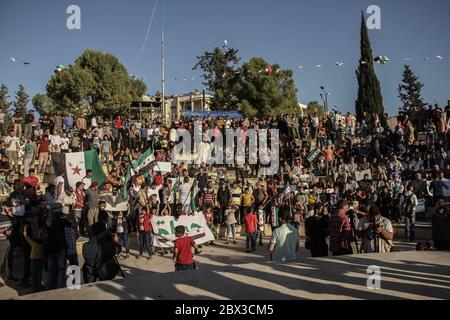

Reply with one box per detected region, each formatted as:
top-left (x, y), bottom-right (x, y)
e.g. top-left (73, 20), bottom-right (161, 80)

top-left (121, 149), bottom-right (156, 201)
top-left (190, 179), bottom-right (198, 213)
top-left (51, 150), bottom-right (105, 188)
top-left (121, 163), bottom-right (132, 201)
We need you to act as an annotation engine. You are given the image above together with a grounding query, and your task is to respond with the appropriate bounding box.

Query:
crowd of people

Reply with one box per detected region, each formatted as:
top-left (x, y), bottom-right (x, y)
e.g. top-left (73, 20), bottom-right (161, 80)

top-left (1, 101), bottom-right (450, 293)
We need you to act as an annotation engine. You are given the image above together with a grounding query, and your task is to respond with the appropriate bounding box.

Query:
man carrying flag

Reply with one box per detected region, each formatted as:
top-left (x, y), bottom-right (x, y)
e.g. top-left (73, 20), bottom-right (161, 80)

top-left (121, 148), bottom-right (156, 201)
top-left (189, 179), bottom-right (199, 214)
top-left (51, 150), bottom-right (106, 190)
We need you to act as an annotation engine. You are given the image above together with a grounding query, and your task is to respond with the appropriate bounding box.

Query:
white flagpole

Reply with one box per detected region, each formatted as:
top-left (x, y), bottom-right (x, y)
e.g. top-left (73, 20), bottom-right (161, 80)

top-left (161, 0), bottom-right (167, 124)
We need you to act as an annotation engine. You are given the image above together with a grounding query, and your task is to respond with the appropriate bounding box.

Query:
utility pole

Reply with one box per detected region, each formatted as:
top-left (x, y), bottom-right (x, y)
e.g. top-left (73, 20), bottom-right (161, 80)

top-left (161, 0), bottom-right (166, 124)
top-left (320, 86), bottom-right (330, 114)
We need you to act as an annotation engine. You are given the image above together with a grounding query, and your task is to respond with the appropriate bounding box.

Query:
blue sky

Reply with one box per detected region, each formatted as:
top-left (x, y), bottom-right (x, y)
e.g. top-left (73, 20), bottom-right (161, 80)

top-left (1, 0), bottom-right (449, 116)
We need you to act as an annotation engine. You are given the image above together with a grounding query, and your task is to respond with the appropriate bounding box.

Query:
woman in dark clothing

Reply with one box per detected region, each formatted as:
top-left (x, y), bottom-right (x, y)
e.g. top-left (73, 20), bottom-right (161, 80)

top-left (305, 205), bottom-right (329, 257)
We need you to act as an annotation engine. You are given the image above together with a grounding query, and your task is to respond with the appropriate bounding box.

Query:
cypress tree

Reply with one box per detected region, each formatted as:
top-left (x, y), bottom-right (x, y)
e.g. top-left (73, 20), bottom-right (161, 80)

top-left (13, 84), bottom-right (30, 119)
top-left (398, 64), bottom-right (424, 113)
top-left (355, 12), bottom-right (384, 125)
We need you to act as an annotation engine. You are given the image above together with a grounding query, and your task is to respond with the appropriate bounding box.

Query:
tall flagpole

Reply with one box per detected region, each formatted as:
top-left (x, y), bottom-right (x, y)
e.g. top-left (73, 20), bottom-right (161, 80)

top-left (161, 0), bottom-right (166, 124)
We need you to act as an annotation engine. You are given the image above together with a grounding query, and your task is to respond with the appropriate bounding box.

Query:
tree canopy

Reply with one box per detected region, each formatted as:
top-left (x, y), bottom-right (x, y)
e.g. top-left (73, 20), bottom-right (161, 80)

top-left (32, 93), bottom-right (57, 116)
top-left (234, 57), bottom-right (299, 118)
top-left (306, 101), bottom-right (325, 118)
top-left (194, 47), bottom-right (299, 118)
top-left (193, 46), bottom-right (241, 110)
top-left (39, 49), bottom-right (147, 117)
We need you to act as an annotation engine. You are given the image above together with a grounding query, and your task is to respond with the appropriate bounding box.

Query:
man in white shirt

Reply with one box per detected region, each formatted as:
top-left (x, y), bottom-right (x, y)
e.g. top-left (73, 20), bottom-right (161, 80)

top-left (54, 171), bottom-right (66, 203)
top-left (198, 139), bottom-right (211, 165)
top-left (60, 133), bottom-right (70, 153)
top-left (82, 170), bottom-right (93, 191)
top-left (268, 209), bottom-right (299, 262)
top-left (134, 121), bottom-right (142, 130)
top-left (4, 131), bottom-right (19, 172)
top-left (49, 132), bottom-right (62, 153)
top-left (177, 176), bottom-right (192, 214)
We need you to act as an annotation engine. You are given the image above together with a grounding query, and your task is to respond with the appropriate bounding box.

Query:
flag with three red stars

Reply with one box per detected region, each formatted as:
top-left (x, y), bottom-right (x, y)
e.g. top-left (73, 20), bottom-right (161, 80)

top-left (51, 150), bottom-right (106, 188)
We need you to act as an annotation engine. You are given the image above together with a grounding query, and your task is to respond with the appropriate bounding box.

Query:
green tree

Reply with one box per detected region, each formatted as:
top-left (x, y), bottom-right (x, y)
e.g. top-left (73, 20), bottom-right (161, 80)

top-left (193, 45), bottom-right (241, 110)
top-left (44, 49), bottom-right (147, 117)
top-left (0, 84), bottom-right (13, 130)
top-left (398, 65), bottom-right (424, 113)
top-left (235, 57), bottom-right (298, 118)
top-left (306, 101), bottom-right (325, 118)
top-left (13, 84), bottom-right (30, 119)
top-left (32, 93), bottom-right (57, 116)
top-left (355, 12), bottom-right (384, 124)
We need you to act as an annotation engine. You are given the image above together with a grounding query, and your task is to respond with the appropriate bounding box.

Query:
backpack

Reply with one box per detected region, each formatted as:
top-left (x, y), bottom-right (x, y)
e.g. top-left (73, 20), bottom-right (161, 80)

top-left (403, 194), bottom-right (415, 216)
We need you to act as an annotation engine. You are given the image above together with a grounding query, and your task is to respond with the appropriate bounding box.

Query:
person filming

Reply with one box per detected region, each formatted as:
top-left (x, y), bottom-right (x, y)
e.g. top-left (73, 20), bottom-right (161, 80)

top-left (357, 205), bottom-right (394, 253)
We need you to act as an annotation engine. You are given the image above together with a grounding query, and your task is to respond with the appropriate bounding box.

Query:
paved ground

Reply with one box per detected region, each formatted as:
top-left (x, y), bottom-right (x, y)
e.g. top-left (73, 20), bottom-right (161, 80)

top-left (3, 230), bottom-right (449, 300)
top-left (16, 250), bottom-right (450, 300)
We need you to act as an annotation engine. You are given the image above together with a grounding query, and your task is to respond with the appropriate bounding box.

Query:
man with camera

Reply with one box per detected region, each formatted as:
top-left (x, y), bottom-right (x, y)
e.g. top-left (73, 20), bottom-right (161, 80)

top-left (357, 205), bottom-right (394, 253)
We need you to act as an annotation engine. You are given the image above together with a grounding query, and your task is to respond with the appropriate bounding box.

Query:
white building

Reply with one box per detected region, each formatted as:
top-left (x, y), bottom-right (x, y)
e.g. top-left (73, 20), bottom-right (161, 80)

top-left (166, 91), bottom-right (212, 119)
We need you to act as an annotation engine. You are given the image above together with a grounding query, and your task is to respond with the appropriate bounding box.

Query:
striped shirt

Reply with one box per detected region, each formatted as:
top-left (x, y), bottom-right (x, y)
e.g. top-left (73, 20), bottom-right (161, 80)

top-left (0, 214), bottom-right (13, 241)
top-left (201, 189), bottom-right (215, 206)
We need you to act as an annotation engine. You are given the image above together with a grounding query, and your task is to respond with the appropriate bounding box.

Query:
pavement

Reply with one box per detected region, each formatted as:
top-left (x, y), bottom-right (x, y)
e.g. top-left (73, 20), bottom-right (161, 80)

top-left (3, 231), bottom-right (450, 300)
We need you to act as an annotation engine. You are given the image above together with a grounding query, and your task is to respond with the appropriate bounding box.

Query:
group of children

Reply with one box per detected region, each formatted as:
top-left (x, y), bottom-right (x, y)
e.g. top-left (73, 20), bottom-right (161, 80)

top-left (202, 203), bottom-right (267, 252)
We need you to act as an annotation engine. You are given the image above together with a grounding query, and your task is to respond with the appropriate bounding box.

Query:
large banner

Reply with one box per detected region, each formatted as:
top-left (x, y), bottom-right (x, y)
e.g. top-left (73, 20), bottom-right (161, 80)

top-left (151, 213), bottom-right (215, 248)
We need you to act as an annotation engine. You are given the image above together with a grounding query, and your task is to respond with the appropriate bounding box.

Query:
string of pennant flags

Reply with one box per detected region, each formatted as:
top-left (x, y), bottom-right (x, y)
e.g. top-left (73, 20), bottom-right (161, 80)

top-left (3, 38), bottom-right (446, 83)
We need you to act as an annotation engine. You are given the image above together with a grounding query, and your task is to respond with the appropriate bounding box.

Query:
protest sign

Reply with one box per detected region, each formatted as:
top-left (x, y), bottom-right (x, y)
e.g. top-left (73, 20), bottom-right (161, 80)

top-left (151, 212), bottom-right (215, 248)
top-left (155, 161), bottom-right (172, 173)
top-left (104, 195), bottom-right (128, 212)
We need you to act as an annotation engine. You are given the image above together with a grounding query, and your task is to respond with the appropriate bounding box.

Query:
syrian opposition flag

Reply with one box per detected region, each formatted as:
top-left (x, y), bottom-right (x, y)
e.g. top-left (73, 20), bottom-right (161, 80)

top-left (121, 149), bottom-right (156, 200)
top-left (51, 150), bottom-right (106, 188)
top-left (307, 147), bottom-right (321, 163)
top-left (131, 148), bottom-right (156, 175)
